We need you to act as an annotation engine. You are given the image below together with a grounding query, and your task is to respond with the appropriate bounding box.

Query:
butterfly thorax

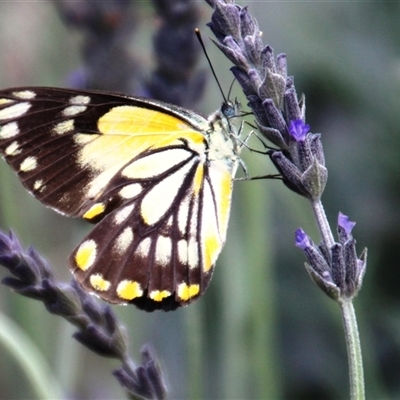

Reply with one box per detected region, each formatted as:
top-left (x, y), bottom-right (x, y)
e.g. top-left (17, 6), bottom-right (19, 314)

top-left (206, 101), bottom-right (242, 175)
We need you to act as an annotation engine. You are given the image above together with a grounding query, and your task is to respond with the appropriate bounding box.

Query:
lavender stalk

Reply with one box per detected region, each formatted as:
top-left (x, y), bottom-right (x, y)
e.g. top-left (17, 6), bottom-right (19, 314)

top-left (204, 1), bottom-right (367, 398)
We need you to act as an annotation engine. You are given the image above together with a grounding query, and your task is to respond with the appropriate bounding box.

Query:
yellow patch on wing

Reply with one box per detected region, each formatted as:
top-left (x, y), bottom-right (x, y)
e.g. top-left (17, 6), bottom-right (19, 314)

top-left (177, 282), bottom-right (200, 301)
top-left (117, 280), bottom-right (143, 300)
top-left (0, 98), bottom-right (13, 105)
top-left (210, 167), bottom-right (233, 241)
top-left (150, 290), bottom-right (171, 302)
top-left (75, 240), bottom-right (97, 271)
top-left (90, 274), bottom-right (111, 291)
top-left (193, 163), bottom-right (204, 195)
top-left (98, 105), bottom-right (205, 148)
top-left (75, 105), bottom-right (207, 200)
top-left (201, 174), bottom-right (229, 272)
top-left (82, 202), bottom-right (106, 220)
top-left (203, 234), bottom-right (221, 273)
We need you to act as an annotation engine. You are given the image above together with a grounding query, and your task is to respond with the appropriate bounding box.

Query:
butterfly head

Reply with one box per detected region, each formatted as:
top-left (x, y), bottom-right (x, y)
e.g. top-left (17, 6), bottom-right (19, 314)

top-left (208, 99), bottom-right (241, 136)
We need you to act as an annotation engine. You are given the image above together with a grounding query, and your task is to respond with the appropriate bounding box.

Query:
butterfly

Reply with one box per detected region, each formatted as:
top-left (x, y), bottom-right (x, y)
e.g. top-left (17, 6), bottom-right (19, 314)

top-left (0, 87), bottom-right (244, 311)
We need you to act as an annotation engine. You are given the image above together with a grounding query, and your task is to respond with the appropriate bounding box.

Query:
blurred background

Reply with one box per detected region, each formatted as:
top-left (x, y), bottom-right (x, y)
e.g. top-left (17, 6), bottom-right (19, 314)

top-left (0, 1), bottom-right (399, 399)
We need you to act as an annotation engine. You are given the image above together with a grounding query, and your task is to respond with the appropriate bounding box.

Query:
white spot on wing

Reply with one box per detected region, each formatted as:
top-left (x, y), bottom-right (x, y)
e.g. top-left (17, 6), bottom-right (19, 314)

top-left (69, 95), bottom-right (90, 105)
top-left (178, 238), bottom-right (199, 269)
top-left (74, 133), bottom-right (98, 145)
top-left (4, 141), bottom-right (21, 156)
top-left (62, 105), bottom-right (87, 117)
top-left (0, 98), bottom-right (13, 105)
top-left (141, 160), bottom-right (194, 225)
top-left (12, 90), bottom-right (36, 99)
top-left (119, 183), bottom-right (142, 199)
top-left (33, 179), bottom-right (46, 192)
top-left (114, 227), bottom-right (134, 254)
top-left (0, 102), bottom-right (31, 120)
top-left (188, 237), bottom-right (199, 269)
top-left (155, 236), bottom-right (172, 266)
top-left (137, 237), bottom-right (151, 258)
top-left (188, 196), bottom-right (199, 239)
top-left (53, 119), bottom-right (74, 135)
top-left (178, 196), bottom-right (190, 235)
top-left (114, 204), bottom-right (135, 225)
top-left (122, 148), bottom-right (192, 179)
top-left (20, 156), bottom-right (37, 172)
top-left (0, 122), bottom-right (19, 139)
top-left (165, 216), bottom-right (173, 228)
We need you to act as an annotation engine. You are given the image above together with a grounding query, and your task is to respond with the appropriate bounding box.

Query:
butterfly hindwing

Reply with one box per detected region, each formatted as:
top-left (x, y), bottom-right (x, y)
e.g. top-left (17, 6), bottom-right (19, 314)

top-left (0, 86), bottom-right (240, 311)
top-left (70, 144), bottom-right (210, 310)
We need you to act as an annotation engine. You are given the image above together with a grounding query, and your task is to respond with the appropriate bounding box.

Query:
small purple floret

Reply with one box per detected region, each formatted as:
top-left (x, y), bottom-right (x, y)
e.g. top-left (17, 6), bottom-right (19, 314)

top-left (338, 212), bottom-right (356, 235)
top-left (289, 119), bottom-right (310, 142)
top-left (295, 228), bottom-right (311, 250)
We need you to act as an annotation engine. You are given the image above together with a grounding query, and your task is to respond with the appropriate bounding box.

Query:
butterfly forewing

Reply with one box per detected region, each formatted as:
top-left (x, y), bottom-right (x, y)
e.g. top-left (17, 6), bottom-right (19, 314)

top-left (0, 86), bottom-right (240, 311)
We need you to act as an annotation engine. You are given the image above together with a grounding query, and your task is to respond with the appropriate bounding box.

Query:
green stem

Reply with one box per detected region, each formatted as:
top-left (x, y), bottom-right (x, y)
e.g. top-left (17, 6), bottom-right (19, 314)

top-left (311, 199), bottom-right (335, 249)
top-left (0, 312), bottom-right (64, 399)
top-left (340, 299), bottom-right (365, 400)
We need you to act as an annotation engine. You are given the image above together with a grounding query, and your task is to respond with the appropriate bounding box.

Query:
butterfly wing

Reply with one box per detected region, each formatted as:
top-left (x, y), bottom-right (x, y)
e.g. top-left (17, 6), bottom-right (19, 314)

top-left (0, 87), bottom-right (235, 311)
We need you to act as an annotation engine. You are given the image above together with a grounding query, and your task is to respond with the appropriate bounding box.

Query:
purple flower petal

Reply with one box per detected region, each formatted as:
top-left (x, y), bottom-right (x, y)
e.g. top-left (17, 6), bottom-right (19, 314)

top-left (289, 119), bottom-right (310, 142)
top-left (295, 228), bottom-right (312, 249)
top-left (338, 212), bottom-right (356, 235)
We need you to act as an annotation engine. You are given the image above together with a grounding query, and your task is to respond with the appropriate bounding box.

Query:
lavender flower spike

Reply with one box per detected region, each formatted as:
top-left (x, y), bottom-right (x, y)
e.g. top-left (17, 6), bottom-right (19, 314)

top-left (295, 214), bottom-right (367, 301)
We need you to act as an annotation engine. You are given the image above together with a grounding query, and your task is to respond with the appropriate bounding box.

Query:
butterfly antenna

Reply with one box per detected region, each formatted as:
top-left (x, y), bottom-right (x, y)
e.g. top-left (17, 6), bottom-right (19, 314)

top-left (195, 28), bottom-right (228, 104)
